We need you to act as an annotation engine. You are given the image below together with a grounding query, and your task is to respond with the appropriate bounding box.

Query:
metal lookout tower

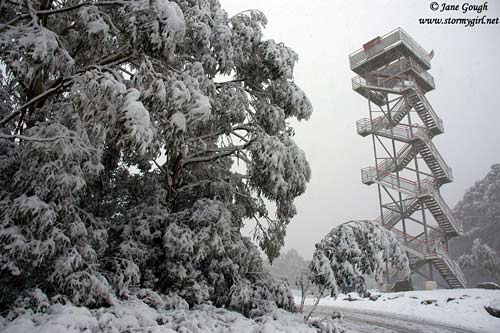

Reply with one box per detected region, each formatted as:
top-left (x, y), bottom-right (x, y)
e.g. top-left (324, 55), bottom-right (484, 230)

top-left (349, 28), bottom-right (466, 289)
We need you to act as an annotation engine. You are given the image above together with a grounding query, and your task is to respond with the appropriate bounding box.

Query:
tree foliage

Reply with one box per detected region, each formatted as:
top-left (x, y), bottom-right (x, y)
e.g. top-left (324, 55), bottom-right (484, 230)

top-left (458, 238), bottom-right (500, 283)
top-left (451, 164), bottom-right (500, 285)
top-left (0, 0), bottom-right (312, 315)
top-left (454, 164), bottom-right (500, 233)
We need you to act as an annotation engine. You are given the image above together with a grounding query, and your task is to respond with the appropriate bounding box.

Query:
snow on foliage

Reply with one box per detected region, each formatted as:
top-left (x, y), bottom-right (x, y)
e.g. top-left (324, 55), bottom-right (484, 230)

top-left (249, 133), bottom-right (310, 212)
top-left (310, 220), bottom-right (410, 296)
top-left (122, 0), bottom-right (186, 59)
top-left (120, 88), bottom-right (155, 155)
top-left (0, 0), bottom-right (313, 322)
top-left (0, 25), bottom-right (74, 87)
top-left (267, 79), bottom-right (313, 120)
top-left (79, 5), bottom-right (110, 36)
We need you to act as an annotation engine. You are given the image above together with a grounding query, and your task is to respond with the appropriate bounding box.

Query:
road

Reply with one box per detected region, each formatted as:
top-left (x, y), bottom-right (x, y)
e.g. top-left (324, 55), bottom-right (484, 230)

top-left (310, 305), bottom-right (480, 333)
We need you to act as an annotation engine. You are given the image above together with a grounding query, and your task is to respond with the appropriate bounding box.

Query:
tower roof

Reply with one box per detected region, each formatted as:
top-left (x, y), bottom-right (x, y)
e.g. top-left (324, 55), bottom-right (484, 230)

top-left (349, 28), bottom-right (432, 75)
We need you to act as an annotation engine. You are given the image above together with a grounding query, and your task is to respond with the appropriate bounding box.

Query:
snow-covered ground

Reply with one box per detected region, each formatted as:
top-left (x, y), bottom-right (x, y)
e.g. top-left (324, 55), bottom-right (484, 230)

top-left (0, 301), bottom-right (317, 333)
top-left (3, 289), bottom-right (499, 332)
top-left (294, 288), bottom-right (500, 333)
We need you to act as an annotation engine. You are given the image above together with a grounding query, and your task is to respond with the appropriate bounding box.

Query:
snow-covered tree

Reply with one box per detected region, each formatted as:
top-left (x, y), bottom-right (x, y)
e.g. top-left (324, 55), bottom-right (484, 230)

top-left (458, 238), bottom-right (500, 283)
top-left (0, 0), bottom-right (312, 316)
top-left (309, 220), bottom-right (410, 297)
top-left (451, 164), bottom-right (500, 285)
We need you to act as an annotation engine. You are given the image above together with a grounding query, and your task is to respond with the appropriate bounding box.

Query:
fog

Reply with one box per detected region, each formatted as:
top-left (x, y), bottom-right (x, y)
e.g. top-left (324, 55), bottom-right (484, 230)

top-left (220, 0), bottom-right (500, 259)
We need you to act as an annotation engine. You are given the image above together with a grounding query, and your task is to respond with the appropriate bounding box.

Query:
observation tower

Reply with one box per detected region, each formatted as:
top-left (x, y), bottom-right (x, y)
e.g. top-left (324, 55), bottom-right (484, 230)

top-left (349, 28), bottom-right (465, 289)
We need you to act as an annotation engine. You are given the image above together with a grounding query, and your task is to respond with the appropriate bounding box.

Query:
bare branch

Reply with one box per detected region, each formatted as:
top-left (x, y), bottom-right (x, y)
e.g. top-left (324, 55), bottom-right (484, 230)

top-left (0, 14), bottom-right (29, 32)
top-left (214, 78), bottom-right (246, 87)
top-left (152, 159), bottom-right (167, 176)
top-left (304, 285), bottom-right (326, 321)
top-left (231, 131), bottom-right (249, 143)
top-left (236, 151), bottom-right (251, 165)
top-left (181, 150), bottom-right (235, 167)
top-left (92, 51), bottom-right (134, 68)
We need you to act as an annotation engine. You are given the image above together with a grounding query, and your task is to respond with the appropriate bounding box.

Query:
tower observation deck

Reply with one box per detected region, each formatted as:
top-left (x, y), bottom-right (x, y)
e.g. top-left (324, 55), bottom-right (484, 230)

top-left (349, 28), bottom-right (466, 289)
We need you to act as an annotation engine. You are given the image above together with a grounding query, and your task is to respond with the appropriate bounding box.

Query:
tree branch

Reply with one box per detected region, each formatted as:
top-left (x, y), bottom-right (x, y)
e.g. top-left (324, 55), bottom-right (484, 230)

top-left (0, 1), bottom-right (127, 32)
top-left (229, 9), bottom-right (265, 21)
top-left (36, 1), bottom-right (125, 16)
top-left (0, 14), bottom-right (29, 32)
top-left (186, 124), bottom-right (257, 143)
top-left (181, 149), bottom-right (236, 167)
top-left (0, 50), bottom-right (131, 130)
top-left (304, 285), bottom-right (326, 321)
top-left (214, 78), bottom-right (246, 87)
top-left (0, 81), bottom-right (66, 128)
top-left (96, 51), bottom-right (133, 67)
top-left (0, 133), bottom-right (69, 142)
top-left (181, 140), bottom-right (254, 167)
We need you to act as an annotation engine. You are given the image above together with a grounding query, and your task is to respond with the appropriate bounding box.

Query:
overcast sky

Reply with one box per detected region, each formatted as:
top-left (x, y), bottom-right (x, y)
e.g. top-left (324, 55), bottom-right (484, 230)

top-left (219, 0), bottom-right (500, 259)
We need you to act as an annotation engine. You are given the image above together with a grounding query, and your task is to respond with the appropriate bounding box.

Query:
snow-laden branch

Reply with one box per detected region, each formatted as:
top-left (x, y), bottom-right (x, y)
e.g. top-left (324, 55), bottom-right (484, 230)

top-left (0, 1), bottom-right (126, 32)
top-left (0, 133), bottom-right (69, 142)
top-left (181, 140), bottom-right (255, 167)
top-left (96, 51), bottom-right (133, 67)
top-left (186, 124), bottom-right (257, 143)
top-left (36, 1), bottom-right (126, 16)
top-left (0, 81), bottom-right (66, 127)
top-left (0, 51), bottom-right (134, 129)
top-left (214, 78), bottom-right (247, 87)
top-left (229, 9), bottom-right (266, 21)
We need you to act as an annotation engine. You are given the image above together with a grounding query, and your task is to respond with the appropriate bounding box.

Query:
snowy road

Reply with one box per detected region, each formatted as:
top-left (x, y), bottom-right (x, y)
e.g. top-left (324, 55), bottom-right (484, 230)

top-left (310, 306), bottom-right (479, 333)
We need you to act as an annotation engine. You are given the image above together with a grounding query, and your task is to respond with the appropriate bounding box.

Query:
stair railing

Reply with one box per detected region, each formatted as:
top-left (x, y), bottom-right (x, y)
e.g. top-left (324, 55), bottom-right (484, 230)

top-left (414, 128), bottom-right (453, 180)
top-left (433, 242), bottom-right (467, 285)
top-left (409, 87), bottom-right (444, 132)
top-left (429, 190), bottom-right (463, 234)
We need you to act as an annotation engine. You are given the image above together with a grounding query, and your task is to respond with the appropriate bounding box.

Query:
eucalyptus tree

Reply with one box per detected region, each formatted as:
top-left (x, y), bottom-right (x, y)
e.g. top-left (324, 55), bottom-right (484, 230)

top-left (0, 0), bottom-right (312, 315)
top-left (307, 220), bottom-right (410, 319)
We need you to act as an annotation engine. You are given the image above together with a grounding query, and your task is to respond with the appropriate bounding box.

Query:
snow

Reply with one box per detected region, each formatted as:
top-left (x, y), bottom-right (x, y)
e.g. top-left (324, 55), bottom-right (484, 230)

top-left (170, 80), bottom-right (191, 107)
top-left (170, 112), bottom-right (187, 132)
top-left (156, 0), bottom-right (186, 33)
top-left (149, 0), bottom-right (186, 54)
top-left (17, 26), bottom-right (60, 63)
top-left (79, 6), bottom-right (110, 36)
top-left (188, 94), bottom-right (211, 121)
top-left (294, 288), bottom-right (500, 333)
top-left (490, 297), bottom-right (500, 310)
top-left (0, 301), bottom-right (316, 333)
top-left (121, 88), bottom-right (155, 155)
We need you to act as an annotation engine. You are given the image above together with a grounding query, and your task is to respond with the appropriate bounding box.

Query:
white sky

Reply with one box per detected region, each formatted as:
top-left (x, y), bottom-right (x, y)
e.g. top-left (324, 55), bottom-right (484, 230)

top-left (219, 0), bottom-right (500, 259)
